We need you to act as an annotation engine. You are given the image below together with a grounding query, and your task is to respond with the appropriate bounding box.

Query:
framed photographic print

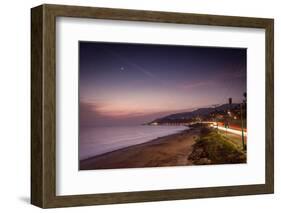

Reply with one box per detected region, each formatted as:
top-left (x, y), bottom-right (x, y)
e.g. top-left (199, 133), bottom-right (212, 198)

top-left (31, 4), bottom-right (274, 208)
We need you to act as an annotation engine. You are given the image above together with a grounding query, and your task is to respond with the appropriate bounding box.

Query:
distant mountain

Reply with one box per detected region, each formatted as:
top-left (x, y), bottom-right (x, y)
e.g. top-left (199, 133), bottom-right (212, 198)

top-left (149, 103), bottom-right (240, 124)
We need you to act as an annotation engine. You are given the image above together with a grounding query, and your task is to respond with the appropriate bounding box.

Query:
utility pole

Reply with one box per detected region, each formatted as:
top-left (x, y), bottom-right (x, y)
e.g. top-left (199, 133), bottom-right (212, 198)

top-left (240, 103), bottom-right (246, 150)
top-left (226, 97), bottom-right (232, 136)
top-left (213, 104), bottom-right (219, 133)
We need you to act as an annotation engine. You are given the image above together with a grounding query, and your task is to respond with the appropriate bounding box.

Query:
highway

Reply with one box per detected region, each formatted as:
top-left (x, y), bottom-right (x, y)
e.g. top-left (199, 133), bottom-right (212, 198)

top-left (215, 126), bottom-right (247, 137)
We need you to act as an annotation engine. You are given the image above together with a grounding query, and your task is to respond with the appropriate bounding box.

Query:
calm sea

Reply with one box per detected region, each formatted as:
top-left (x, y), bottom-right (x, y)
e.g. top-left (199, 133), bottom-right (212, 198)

top-left (79, 125), bottom-right (188, 160)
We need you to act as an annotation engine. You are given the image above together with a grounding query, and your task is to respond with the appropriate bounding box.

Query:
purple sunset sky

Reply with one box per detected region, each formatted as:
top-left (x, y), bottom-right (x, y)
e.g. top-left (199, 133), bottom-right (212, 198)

top-left (79, 41), bottom-right (246, 127)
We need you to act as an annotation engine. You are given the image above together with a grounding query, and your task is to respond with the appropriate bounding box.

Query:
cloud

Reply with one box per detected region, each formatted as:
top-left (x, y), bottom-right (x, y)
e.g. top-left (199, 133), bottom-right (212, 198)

top-left (79, 101), bottom-right (190, 127)
top-left (180, 80), bottom-right (214, 90)
top-left (220, 70), bottom-right (246, 81)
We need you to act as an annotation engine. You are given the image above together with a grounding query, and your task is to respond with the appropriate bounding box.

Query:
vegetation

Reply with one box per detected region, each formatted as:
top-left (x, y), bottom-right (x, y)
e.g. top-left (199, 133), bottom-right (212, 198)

top-left (188, 127), bottom-right (246, 165)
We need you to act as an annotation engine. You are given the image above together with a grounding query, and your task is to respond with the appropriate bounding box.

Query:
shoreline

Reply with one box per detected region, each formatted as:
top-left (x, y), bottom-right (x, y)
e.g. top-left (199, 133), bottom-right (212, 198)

top-left (80, 127), bottom-right (191, 161)
top-left (80, 127), bottom-right (199, 170)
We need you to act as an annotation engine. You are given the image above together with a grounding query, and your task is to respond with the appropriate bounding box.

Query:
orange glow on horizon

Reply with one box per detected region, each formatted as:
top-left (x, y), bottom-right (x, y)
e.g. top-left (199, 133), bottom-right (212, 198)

top-left (85, 100), bottom-right (191, 118)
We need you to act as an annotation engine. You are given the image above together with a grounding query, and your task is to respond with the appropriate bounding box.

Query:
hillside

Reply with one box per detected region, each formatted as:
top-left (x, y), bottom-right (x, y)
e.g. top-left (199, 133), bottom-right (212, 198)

top-left (149, 103), bottom-right (240, 124)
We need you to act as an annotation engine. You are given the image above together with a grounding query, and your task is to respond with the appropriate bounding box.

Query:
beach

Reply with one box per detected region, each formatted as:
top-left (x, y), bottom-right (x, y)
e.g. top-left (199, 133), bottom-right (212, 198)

top-left (80, 128), bottom-right (200, 170)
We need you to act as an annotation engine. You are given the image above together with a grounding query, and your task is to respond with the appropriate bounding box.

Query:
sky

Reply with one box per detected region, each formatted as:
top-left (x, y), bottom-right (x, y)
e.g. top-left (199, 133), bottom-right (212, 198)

top-left (79, 41), bottom-right (246, 127)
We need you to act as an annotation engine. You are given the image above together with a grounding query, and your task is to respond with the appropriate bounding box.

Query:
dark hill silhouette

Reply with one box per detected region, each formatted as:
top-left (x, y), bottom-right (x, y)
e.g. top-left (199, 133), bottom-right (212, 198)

top-left (150, 103), bottom-right (240, 123)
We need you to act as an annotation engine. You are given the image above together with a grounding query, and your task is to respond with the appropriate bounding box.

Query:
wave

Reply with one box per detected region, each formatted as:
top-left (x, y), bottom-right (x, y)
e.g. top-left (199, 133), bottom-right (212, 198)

top-left (79, 125), bottom-right (188, 160)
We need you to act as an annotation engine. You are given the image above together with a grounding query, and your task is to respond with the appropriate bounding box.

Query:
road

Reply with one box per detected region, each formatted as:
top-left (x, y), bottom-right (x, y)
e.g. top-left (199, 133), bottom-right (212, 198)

top-left (216, 125), bottom-right (247, 136)
top-left (216, 128), bottom-right (247, 150)
top-left (204, 121), bottom-right (247, 137)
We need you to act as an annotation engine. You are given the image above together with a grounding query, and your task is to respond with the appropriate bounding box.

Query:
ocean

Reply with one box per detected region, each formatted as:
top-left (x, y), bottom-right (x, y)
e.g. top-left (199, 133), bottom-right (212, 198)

top-left (79, 125), bottom-right (189, 160)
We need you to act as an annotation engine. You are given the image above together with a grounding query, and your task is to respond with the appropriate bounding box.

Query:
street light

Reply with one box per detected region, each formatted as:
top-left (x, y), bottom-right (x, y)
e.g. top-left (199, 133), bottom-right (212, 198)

top-left (240, 103), bottom-right (246, 150)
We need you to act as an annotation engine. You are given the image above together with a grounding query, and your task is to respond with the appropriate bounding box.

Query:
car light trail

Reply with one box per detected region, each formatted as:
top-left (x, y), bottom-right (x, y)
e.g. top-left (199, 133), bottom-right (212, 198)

top-left (212, 126), bottom-right (247, 137)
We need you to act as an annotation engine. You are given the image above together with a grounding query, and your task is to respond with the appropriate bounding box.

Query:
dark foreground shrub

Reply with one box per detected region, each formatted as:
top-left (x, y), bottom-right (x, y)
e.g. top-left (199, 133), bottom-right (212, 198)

top-left (189, 129), bottom-right (246, 165)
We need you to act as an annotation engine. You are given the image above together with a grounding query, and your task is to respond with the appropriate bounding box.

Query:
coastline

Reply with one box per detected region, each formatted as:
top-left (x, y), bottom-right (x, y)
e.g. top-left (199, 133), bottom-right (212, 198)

top-left (80, 127), bottom-right (200, 170)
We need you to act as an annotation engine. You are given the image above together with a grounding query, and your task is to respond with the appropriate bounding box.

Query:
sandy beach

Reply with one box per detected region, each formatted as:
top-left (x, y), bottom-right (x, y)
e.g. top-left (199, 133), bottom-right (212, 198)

top-left (80, 128), bottom-right (200, 170)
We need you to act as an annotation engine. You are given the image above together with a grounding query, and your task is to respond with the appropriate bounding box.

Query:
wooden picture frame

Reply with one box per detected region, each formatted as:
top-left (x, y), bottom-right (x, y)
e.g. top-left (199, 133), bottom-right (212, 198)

top-left (31, 4), bottom-right (274, 208)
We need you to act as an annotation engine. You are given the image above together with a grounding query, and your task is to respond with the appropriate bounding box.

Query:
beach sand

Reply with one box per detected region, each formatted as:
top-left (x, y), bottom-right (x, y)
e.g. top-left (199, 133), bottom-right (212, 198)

top-left (80, 128), bottom-right (200, 170)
